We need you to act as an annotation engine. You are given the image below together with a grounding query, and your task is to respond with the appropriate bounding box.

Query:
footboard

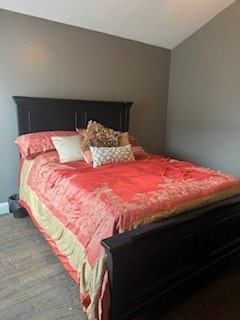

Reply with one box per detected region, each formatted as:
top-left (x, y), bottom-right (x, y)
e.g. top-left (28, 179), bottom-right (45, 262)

top-left (101, 196), bottom-right (240, 320)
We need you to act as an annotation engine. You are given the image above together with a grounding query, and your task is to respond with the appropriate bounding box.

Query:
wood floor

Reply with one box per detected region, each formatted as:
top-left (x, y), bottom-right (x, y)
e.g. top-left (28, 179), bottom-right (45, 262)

top-left (0, 213), bottom-right (86, 320)
top-left (0, 213), bottom-right (240, 320)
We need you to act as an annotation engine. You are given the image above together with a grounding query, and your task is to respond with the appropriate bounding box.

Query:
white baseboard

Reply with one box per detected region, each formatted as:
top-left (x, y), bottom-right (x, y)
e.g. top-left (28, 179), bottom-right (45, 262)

top-left (0, 202), bottom-right (9, 215)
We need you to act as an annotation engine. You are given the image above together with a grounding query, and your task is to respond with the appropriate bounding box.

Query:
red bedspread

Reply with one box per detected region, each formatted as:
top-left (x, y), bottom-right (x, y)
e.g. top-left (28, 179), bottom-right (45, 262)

top-left (19, 152), bottom-right (240, 320)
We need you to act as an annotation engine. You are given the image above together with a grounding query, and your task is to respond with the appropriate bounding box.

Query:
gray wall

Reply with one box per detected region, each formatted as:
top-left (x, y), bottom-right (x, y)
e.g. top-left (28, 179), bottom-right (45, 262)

top-left (167, 1), bottom-right (240, 176)
top-left (0, 9), bottom-right (170, 203)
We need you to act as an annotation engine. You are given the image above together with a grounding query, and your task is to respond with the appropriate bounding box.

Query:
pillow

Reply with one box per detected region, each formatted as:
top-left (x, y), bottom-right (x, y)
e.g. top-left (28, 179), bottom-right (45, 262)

top-left (76, 128), bottom-right (86, 136)
top-left (132, 146), bottom-right (150, 158)
top-left (82, 148), bottom-right (146, 165)
top-left (83, 132), bottom-right (130, 165)
top-left (81, 121), bottom-right (121, 152)
top-left (51, 135), bottom-right (83, 163)
top-left (128, 134), bottom-right (140, 147)
top-left (120, 133), bottom-right (150, 158)
top-left (119, 132), bottom-right (130, 146)
top-left (15, 131), bottom-right (78, 159)
top-left (90, 144), bottom-right (135, 168)
top-left (82, 150), bottom-right (93, 164)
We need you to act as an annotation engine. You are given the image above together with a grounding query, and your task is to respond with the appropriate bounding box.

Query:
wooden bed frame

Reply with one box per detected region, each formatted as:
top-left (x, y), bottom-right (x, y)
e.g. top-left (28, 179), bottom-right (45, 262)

top-left (14, 96), bottom-right (240, 320)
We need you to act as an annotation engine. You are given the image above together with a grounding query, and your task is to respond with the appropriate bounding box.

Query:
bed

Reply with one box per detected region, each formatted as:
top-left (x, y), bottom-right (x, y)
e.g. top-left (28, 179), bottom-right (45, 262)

top-left (14, 96), bottom-right (240, 320)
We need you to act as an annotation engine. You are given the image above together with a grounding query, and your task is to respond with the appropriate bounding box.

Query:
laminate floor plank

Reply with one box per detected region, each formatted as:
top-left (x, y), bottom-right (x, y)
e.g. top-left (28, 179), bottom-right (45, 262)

top-left (0, 213), bottom-right (86, 320)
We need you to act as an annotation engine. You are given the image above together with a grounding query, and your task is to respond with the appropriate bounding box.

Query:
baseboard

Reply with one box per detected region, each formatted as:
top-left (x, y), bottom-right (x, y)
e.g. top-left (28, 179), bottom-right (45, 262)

top-left (0, 202), bottom-right (9, 215)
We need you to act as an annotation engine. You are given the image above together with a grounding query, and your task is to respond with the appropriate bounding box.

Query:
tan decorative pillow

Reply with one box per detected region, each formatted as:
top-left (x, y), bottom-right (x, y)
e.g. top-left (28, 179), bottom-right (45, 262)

top-left (119, 132), bottom-right (130, 146)
top-left (90, 145), bottom-right (135, 168)
top-left (51, 135), bottom-right (83, 163)
top-left (128, 134), bottom-right (140, 147)
top-left (81, 121), bottom-right (121, 151)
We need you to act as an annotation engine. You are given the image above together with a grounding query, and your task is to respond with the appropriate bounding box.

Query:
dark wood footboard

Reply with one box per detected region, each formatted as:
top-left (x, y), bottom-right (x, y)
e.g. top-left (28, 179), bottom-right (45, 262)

top-left (101, 195), bottom-right (240, 320)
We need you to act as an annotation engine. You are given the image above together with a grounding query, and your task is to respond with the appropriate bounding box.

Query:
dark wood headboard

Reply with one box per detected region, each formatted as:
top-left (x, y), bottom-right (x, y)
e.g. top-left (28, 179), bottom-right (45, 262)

top-left (13, 96), bottom-right (133, 135)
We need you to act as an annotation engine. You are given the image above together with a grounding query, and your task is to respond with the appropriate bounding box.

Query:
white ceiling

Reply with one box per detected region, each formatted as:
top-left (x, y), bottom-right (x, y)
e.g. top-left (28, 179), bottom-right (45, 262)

top-left (0, 0), bottom-right (236, 49)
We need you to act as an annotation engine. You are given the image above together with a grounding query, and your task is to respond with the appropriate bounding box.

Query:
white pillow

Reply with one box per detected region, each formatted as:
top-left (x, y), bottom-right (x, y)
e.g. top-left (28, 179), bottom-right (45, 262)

top-left (51, 135), bottom-right (83, 163)
top-left (90, 144), bottom-right (135, 168)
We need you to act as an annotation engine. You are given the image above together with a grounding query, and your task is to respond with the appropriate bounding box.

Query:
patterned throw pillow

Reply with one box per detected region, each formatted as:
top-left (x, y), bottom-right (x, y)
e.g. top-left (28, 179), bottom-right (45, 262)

top-left (90, 145), bottom-right (135, 168)
top-left (81, 121), bottom-right (121, 152)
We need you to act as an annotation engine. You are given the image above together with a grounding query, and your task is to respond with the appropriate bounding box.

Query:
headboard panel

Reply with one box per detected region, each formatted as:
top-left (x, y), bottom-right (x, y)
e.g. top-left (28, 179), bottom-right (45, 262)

top-left (13, 96), bottom-right (133, 135)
